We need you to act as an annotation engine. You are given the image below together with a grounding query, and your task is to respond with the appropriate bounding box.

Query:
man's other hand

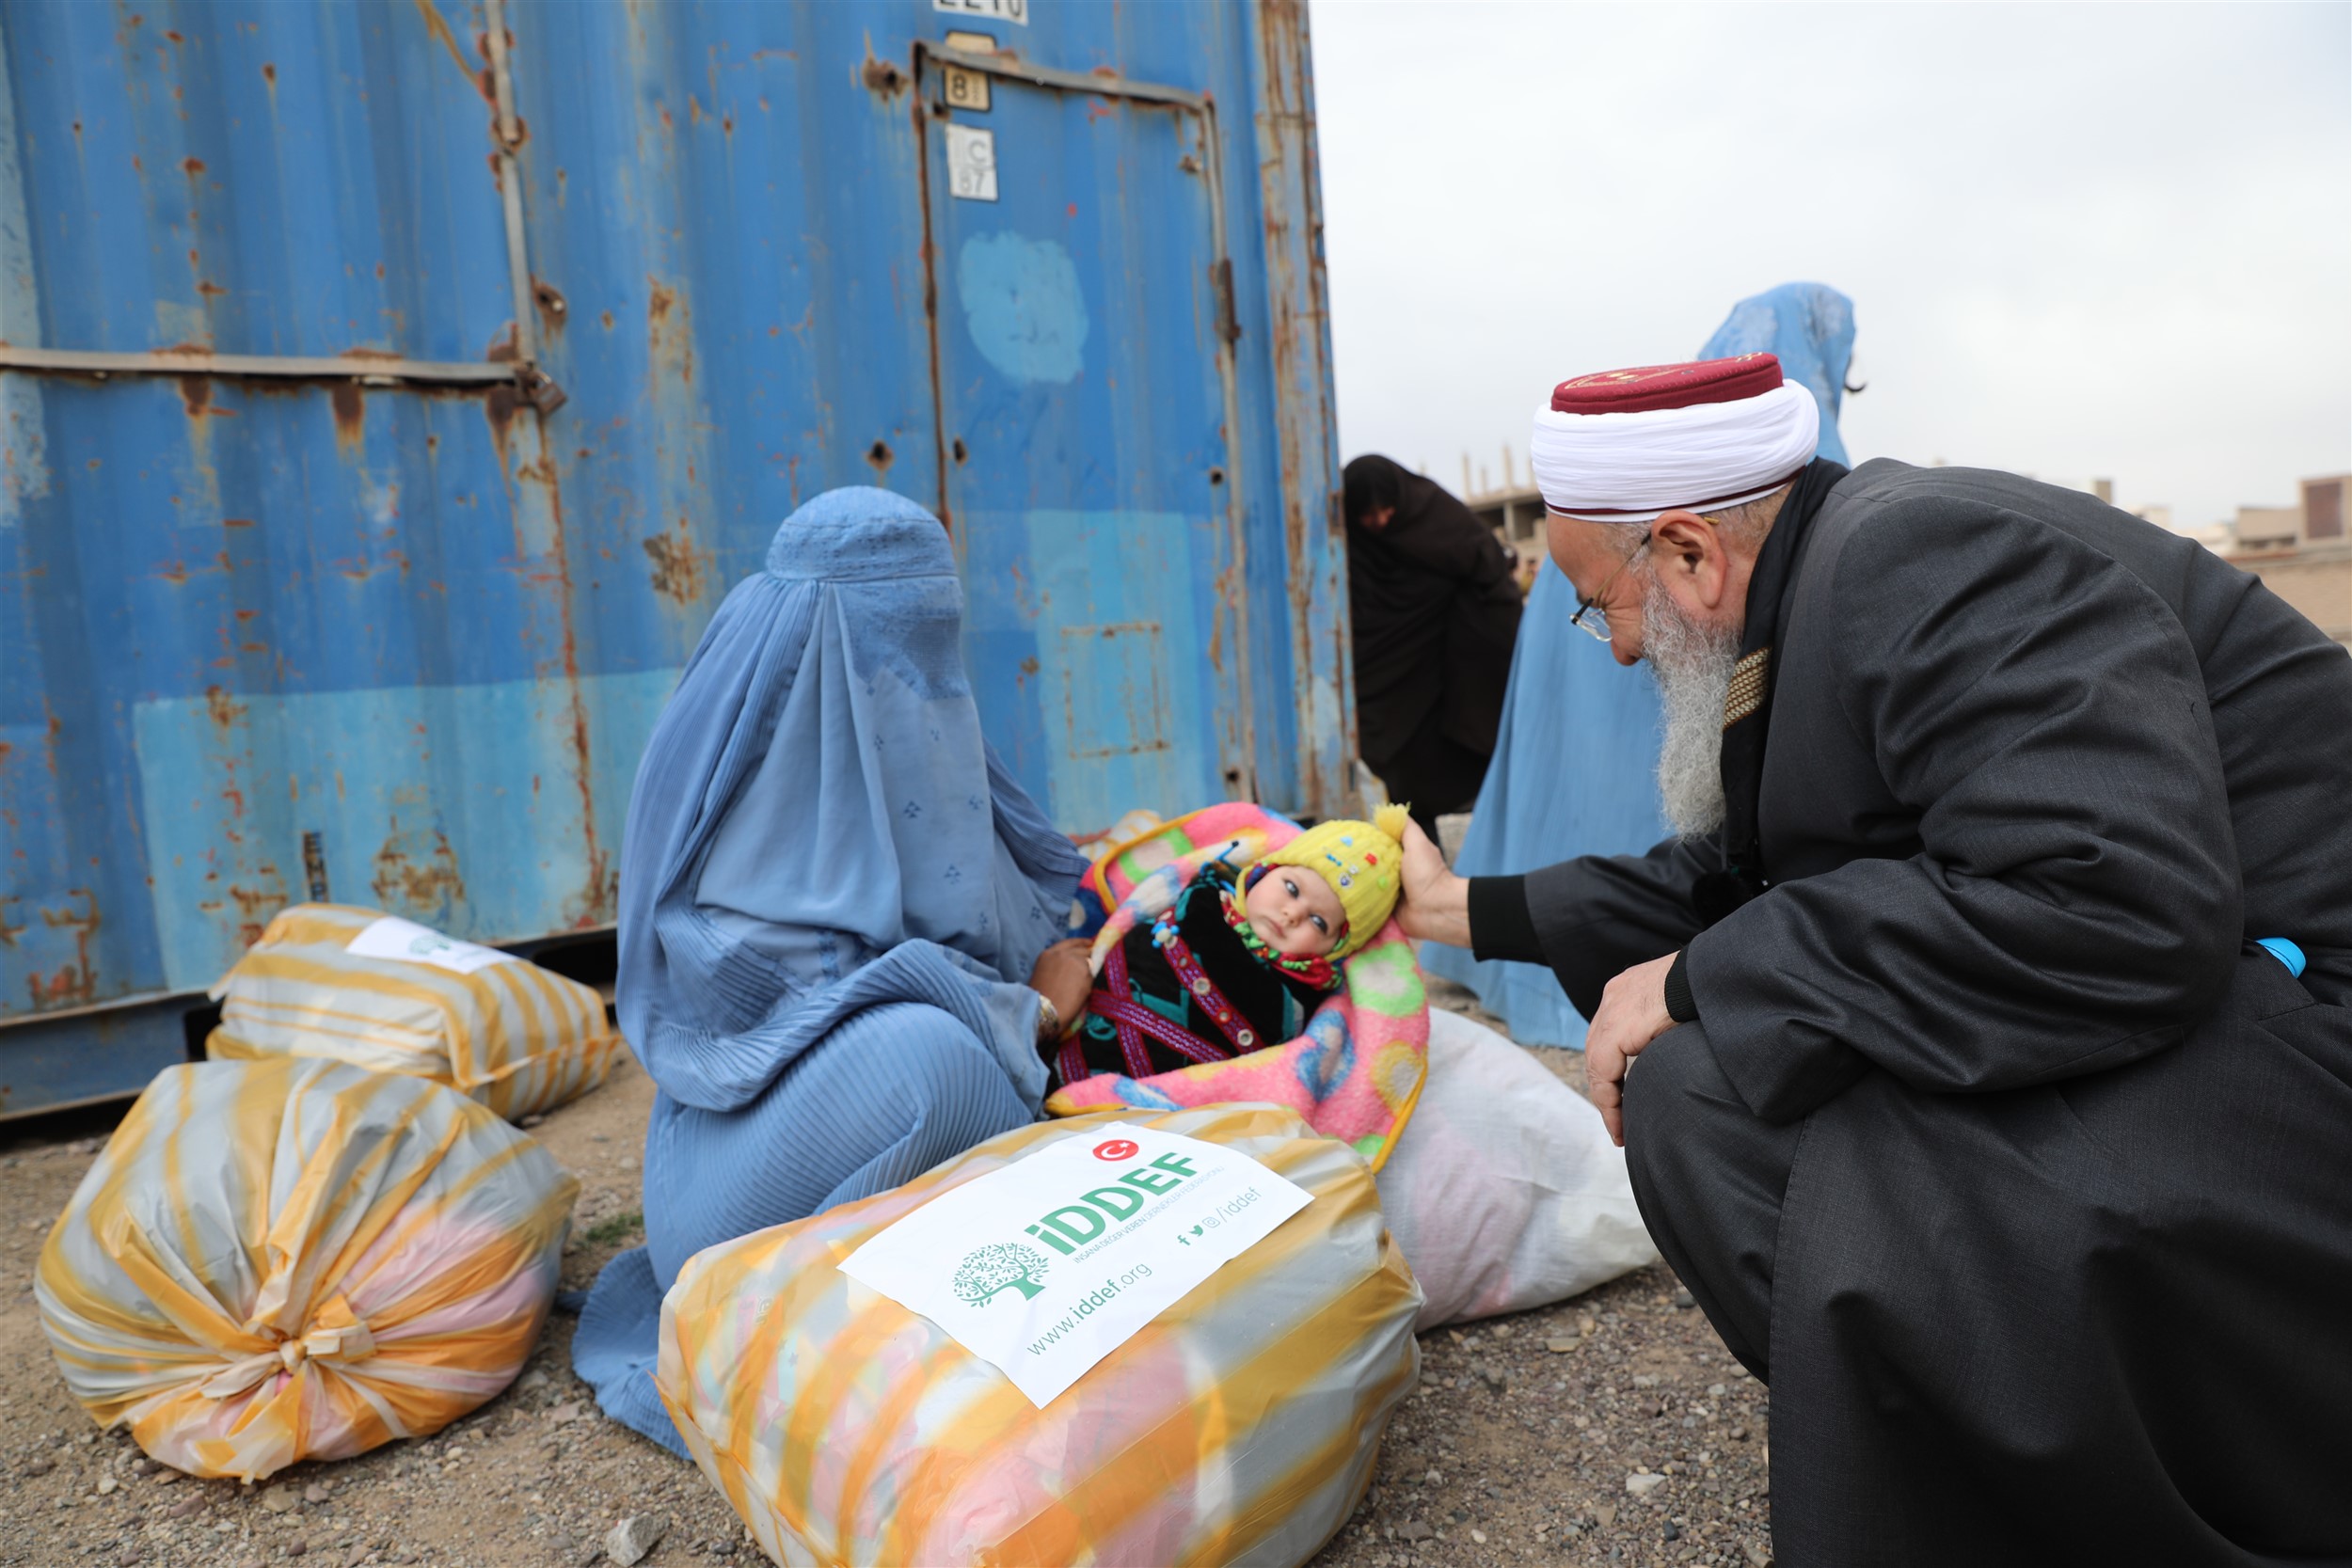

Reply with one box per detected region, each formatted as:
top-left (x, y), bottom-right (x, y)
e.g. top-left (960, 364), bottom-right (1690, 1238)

top-left (1586, 952), bottom-right (1679, 1147)
top-left (1393, 817), bottom-right (1472, 948)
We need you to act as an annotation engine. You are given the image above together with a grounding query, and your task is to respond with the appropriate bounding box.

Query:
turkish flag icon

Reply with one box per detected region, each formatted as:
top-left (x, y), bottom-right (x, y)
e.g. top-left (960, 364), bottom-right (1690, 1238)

top-left (1091, 1138), bottom-right (1140, 1162)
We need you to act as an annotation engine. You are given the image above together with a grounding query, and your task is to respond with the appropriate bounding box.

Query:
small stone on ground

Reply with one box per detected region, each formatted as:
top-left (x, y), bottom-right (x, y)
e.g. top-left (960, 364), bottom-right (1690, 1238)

top-left (606, 1512), bottom-right (669, 1567)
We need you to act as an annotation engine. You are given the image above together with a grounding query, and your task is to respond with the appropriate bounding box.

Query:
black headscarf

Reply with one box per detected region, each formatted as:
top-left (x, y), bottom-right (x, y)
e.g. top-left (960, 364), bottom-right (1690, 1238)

top-left (1342, 454), bottom-right (1524, 771)
top-left (1344, 456), bottom-right (1405, 527)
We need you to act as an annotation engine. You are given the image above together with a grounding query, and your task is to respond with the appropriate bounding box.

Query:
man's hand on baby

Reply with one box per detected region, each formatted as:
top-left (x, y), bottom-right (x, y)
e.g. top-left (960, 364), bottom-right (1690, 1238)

top-left (1029, 938), bottom-right (1096, 1033)
top-left (1392, 818), bottom-right (1472, 948)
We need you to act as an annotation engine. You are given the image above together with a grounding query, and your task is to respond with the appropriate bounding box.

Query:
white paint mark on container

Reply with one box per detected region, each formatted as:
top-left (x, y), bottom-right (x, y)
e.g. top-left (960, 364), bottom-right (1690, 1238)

top-left (957, 232), bottom-right (1088, 385)
top-left (946, 124), bottom-right (998, 202)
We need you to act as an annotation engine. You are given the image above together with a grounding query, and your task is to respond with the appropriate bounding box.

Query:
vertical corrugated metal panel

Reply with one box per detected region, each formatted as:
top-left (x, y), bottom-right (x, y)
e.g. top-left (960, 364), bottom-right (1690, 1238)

top-left (0, 0), bottom-right (1345, 1109)
top-left (1243, 0), bottom-right (1351, 816)
top-left (0, 1), bottom-right (544, 1028)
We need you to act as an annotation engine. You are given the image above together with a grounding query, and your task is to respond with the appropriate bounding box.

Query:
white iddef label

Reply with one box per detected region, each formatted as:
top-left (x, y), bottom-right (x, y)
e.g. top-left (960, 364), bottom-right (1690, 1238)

top-left (945, 124), bottom-right (998, 202)
top-left (345, 916), bottom-right (517, 976)
top-left (840, 1122), bottom-right (1312, 1406)
top-left (932, 0), bottom-right (1027, 24)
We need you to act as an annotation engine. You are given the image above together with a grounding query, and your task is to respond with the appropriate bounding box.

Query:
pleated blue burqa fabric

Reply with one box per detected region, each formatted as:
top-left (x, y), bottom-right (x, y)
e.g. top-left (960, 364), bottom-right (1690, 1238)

top-left (571, 487), bottom-right (1087, 1452)
top-left (1422, 285), bottom-right (1856, 1046)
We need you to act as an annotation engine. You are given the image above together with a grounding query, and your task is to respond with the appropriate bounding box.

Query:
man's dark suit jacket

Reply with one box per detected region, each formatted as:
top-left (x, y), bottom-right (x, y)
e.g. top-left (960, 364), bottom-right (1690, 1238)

top-left (1512, 460), bottom-right (2352, 1565)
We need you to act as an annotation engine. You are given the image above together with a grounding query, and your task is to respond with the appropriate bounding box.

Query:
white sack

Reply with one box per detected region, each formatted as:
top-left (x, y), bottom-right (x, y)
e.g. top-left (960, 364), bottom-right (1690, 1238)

top-left (1376, 1008), bottom-right (1658, 1327)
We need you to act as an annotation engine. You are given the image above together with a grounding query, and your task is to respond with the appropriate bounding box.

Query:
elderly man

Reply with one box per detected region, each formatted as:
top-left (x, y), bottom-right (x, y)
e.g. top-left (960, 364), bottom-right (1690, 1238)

top-left (1396, 353), bottom-right (2352, 1565)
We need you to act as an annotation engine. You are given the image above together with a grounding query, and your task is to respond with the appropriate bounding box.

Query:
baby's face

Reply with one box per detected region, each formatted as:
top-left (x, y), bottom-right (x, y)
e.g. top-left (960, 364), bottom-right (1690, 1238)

top-left (1243, 867), bottom-right (1347, 958)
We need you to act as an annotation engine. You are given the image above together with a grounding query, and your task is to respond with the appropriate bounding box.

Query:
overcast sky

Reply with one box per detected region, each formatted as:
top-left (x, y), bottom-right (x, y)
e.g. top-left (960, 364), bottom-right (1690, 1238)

top-left (1311, 1), bottom-right (2351, 529)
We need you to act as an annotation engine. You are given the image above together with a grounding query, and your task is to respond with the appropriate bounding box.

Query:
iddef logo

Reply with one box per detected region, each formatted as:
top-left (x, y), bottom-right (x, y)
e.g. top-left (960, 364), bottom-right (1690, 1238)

top-left (953, 1243), bottom-right (1051, 1306)
top-left (1025, 1152), bottom-right (1200, 1255)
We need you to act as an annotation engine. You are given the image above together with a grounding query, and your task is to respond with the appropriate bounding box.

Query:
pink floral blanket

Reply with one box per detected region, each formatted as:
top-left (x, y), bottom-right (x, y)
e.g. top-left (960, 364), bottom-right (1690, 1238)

top-left (1042, 803), bottom-right (1428, 1170)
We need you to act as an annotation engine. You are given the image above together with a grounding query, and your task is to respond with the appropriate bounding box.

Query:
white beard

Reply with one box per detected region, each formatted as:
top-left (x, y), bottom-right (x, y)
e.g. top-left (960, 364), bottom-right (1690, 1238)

top-left (1642, 578), bottom-right (1744, 840)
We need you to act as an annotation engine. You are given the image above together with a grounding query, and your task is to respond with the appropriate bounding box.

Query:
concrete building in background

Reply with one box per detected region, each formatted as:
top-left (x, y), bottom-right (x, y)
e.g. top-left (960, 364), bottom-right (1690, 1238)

top-left (2227, 475), bottom-right (2352, 646)
top-left (2234, 505), bottom-right (2305, 552)
top-left (2153, 474), bottom-right (2352, 645)
top-left (1462, 483), bottom-right (1549, 590)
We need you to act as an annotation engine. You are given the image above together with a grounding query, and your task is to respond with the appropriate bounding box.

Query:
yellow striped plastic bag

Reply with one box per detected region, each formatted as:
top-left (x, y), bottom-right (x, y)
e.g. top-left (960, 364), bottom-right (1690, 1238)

top-left (658, 1105), bottom-right (1422, 1568)
top-left (37, 1058), bottom-right (577, 1481)
top-left (205, 902), bottom-right (621, 1120)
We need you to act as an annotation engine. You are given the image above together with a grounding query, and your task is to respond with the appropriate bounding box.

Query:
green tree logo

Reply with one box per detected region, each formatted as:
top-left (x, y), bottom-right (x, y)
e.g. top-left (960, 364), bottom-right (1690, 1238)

top-left (953, 1243), bottom-right (1050, 1307)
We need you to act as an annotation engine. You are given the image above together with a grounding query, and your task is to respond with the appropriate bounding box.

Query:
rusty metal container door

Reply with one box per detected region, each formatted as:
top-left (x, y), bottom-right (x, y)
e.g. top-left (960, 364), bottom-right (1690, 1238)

top-left (0, 2), bottom-right (614, 1116)
top-left (0, 0), bottom-right (1348, 1117)
top-left (919, 50), bottom-right (1254, 831)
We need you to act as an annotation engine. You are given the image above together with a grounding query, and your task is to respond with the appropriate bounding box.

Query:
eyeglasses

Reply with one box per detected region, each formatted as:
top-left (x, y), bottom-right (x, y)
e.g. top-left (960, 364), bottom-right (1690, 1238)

top-left (1566, 531), bottom-right (1652, 642)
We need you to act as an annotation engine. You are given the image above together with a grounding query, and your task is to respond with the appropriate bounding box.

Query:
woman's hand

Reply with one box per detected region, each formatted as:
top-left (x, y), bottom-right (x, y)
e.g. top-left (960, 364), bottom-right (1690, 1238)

top-left (1028, 938), bottom-right (1095, 1033)
top-left (1392, 817), bottom-right (1473, 948)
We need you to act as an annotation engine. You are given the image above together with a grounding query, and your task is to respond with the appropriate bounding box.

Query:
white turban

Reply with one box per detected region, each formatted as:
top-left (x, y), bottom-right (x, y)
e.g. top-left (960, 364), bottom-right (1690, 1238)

top-left (1530, 380), bottom-right (1820, 524)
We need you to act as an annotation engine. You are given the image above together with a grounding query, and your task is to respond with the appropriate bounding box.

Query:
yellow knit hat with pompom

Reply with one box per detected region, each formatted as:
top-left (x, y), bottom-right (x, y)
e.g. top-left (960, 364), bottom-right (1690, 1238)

top-left (1254, 802), bottom-right (1412, 958)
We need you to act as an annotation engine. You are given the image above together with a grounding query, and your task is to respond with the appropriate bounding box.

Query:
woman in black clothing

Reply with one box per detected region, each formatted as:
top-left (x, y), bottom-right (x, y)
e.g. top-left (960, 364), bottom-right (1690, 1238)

top-left (1343, 454), bottom-right (1524, 835)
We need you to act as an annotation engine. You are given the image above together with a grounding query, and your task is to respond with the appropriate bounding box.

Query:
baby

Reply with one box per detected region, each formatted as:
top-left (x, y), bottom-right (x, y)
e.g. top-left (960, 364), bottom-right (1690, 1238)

top-left (1046, 805), bottom-right (1411, 1088)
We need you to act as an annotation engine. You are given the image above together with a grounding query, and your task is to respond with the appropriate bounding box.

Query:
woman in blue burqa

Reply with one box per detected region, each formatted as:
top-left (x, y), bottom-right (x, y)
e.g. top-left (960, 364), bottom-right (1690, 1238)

top-left (572, 487), bottom-right (1092, 1451)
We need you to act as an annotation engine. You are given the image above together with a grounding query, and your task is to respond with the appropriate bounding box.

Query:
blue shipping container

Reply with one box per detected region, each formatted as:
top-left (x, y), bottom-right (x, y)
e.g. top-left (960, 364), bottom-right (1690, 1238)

top-left (0, 0), bottom-right (1350, 1115)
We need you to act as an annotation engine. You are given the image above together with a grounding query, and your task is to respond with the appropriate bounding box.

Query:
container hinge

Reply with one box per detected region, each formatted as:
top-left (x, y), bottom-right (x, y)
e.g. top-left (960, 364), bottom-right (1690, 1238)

top-left (1213, 259), bottom-right (1242, 346)
top-left (301, 831), bottom-right (330, 903)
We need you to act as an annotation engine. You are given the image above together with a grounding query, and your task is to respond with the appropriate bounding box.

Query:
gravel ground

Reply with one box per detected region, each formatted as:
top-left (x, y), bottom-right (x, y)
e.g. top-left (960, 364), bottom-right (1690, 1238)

top-left (0, 992), bottom-right (1770, 1567)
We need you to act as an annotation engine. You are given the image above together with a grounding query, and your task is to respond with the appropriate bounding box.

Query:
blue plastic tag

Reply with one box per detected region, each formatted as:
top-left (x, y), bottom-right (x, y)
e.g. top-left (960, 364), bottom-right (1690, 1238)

top-left (2254, 936), bottom-right (2307, 978)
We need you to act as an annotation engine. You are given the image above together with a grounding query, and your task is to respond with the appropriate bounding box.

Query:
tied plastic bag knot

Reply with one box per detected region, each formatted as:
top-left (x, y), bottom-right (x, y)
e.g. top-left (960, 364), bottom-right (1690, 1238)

top-left (299, 1319), bottom-right (375, 1365)
top-left (196, 1316), bottom-right (375, 1401)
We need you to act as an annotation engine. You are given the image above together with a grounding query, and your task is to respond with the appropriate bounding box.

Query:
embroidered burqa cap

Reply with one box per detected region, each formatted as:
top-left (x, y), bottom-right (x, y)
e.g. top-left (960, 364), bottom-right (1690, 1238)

top-left (1529, 353), bottom-right (1820, 524)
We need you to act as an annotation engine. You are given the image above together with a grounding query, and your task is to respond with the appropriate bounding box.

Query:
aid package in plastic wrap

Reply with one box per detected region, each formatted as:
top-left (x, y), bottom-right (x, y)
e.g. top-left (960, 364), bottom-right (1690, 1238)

top-left (206, 902), bottom-right (621, 1120)
top-left (658, 1104), bottom-right (1422, 1568)
top-left (1375, 1009), bottom-right (1657, 1326)
top-left (38, 1058), bottom-right (577, 1480)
